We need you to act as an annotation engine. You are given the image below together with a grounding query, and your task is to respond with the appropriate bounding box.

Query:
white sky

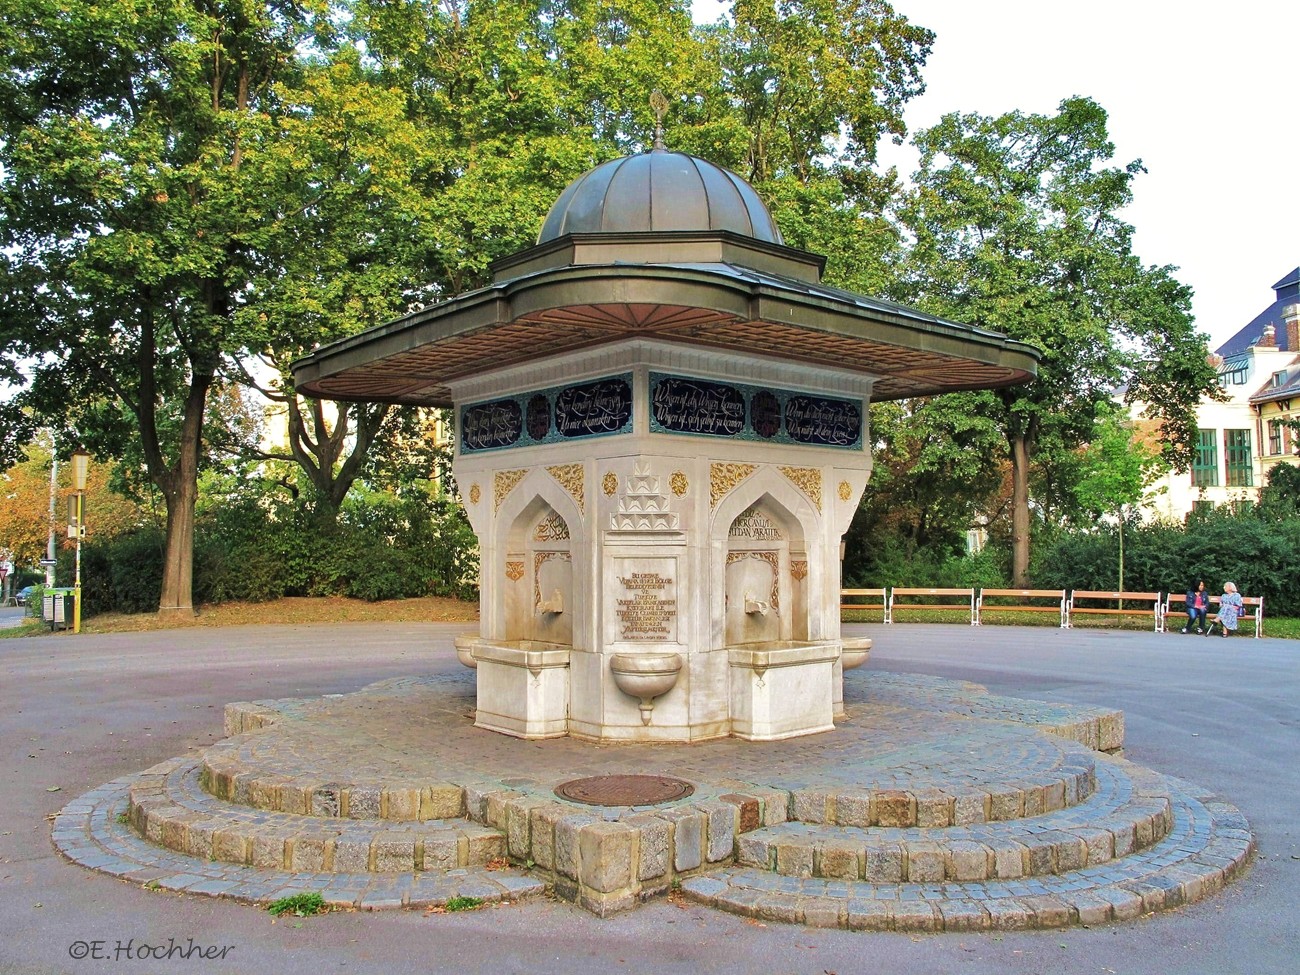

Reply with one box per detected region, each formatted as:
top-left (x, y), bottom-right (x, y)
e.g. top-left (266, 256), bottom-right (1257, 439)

top-left (693, 0), bottom-right (1298, 347)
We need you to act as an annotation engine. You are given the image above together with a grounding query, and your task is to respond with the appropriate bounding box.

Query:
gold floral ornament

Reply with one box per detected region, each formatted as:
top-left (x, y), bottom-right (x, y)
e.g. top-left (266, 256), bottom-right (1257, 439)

top-left (778, 466), bottom-right (822, 513)
top-left (602, 472), bottom-right (619, 497)
top-left (546, 463), bottom-right (585, 513)
top-left (838, 481), bottom-right (852, 502)
top-left (710, 462), bottom-right (757, 508)
top-left (670, 471), bottom-right (688, 497)
top-left (505, 561), bottom-right (526, 582)
top-left (790, 560), bottom-right (809, 581)
top-left (494, 469), bottom-right (528, 513)
top-left (468, 483), bottom-right (481, 505)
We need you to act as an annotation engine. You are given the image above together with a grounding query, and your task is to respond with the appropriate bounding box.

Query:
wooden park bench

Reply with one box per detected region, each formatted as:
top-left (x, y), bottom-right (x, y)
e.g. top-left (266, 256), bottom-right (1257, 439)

top-left (1164, 593), bottom-right (1263, 638)
top-left (886, 587), bottom-right (976, 626)
top-left (1065, 590), bottom-right (1164, 632)
top-left (975, 588), bottom-right (1068, 628)
top-left (839, 588), bottom-right (887, 622)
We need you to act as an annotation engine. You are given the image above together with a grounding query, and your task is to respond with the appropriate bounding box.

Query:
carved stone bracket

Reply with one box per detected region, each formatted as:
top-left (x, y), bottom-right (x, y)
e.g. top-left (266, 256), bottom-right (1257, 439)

top-left (611, 462), bottom-right (680, 531)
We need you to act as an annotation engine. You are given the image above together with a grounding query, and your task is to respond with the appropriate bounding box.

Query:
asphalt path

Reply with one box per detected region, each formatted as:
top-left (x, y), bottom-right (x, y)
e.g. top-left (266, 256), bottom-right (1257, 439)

top-left (1, 621), bottom-right (1296, 975)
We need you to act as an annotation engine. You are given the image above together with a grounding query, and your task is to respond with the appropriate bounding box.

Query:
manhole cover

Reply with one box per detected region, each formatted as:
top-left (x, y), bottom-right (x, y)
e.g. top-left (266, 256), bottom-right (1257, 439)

top-left (555, 774), bottom-right (695, 807)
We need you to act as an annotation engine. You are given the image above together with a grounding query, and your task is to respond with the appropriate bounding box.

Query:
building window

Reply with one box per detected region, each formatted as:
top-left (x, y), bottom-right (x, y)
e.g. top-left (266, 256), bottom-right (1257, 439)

top-left (1269, 420), bottom-right (1284, 456)
top-left (1218, 363), bottom-right (1249, 387)
top-left (1192, 429), bottom-right (1218, 487)
top-left (1274, 370), bottom-right (1289, 388)
top-left (1224, 429), bottom-right (1253, 487)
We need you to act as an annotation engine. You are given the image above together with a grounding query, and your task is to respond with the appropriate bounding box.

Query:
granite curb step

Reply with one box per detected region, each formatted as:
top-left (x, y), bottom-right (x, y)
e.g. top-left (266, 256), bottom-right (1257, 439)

top-left (681, 783), bottom-right (1254, 931)
top-left (199, 740), bottom-right (1101, 830)
top-left (128, 760), bottom-right (506, 874)
top-left (53, 776), bottom-right (546, 911)
top-left (743, 761), bottom-right (1173, 883)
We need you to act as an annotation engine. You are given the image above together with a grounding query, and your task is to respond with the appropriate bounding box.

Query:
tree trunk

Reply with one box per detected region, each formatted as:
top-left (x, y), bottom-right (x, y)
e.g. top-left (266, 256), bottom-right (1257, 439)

top-left (1117, 512), bottom-right (1125, 594)
top-left (158, 479), bottom-right (197, 619)
top-left (1010, 432), bottom-right (1032, 586)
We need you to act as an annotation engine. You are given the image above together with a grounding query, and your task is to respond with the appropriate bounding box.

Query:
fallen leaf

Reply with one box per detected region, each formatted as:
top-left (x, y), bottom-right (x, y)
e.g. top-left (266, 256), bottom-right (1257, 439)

top-left (46, 786), bottom-right (61, 793)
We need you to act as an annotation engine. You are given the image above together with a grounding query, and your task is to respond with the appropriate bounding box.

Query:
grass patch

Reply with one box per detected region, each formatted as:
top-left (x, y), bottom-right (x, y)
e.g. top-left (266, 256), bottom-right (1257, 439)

top-left (444, 896), bottom-right (484, 912)
top-left (0, 617), bottom-right (51, 639)
top-left (267, 892), bottom-right (327, 917)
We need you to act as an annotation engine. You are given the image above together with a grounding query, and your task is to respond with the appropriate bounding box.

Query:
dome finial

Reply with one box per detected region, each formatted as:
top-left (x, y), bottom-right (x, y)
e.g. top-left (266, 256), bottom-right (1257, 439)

top-left (649, 90), bottom-right (669, 151)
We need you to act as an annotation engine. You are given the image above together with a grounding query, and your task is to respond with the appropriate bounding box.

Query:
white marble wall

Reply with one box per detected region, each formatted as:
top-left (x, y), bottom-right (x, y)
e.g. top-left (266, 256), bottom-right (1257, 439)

top-left (450, 340), bottom-right (873, 741)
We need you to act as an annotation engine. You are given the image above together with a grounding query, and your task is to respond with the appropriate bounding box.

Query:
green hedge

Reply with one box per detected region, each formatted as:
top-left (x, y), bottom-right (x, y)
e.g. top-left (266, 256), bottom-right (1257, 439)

top-left (846, 508), bottom-right (1300, 618)
top-left (73, 490), bottom-right (479, 615)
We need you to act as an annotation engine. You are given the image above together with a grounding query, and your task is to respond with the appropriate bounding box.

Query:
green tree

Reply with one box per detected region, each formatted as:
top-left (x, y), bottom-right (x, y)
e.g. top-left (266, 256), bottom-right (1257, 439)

top-left (898, 97), bottom-right (1220, 585)
top-left (1073, 403), bottom-right (1167, 592)
top-left (1256, 462), bottom-right (1300, 519)
top-left (0, 0), bottom-right (346, 615)
top-left (847, 397), bottom-right (1004, 573)
top-left (0, 1), bottom-right (450, 611)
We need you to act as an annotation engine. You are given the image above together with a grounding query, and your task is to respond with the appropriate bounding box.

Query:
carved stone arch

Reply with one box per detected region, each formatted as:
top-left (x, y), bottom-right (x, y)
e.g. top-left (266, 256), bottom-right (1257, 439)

top-left (496, 470), bottom-right (582, 646)
top-left (711, 465), bottom-right (818, 545)
top-left (497, 469), bottom-right (584, 545)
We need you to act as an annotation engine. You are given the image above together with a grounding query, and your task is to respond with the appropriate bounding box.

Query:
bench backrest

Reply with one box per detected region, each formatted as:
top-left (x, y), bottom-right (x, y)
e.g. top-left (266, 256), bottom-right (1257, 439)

top-left (1070, 591), bottom-right (1162, 602)
top-left (890, 587), bottom-right (975, 597)
top-left (979, 588), bottom-right (1065, 600)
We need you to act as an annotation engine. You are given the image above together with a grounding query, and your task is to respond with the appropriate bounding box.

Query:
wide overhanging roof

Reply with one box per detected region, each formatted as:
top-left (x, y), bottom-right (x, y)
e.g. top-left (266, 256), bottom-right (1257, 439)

top-left (292, 231), bottom-right (1039, 406)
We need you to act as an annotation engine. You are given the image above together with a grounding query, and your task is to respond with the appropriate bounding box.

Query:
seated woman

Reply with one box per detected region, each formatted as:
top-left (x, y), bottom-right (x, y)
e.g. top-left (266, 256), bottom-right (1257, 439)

top-left (1181, 580), bottom-right (1209, 634)
top-left (1208, 582), bottom-right (1244, 638)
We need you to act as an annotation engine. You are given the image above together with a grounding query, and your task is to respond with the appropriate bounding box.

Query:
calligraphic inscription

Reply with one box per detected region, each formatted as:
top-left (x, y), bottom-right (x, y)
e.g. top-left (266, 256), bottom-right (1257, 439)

top-left (555, 378), bottom-right (633, 438)
top-left (534, 512), bottom-right (570, 541)
top-left (461, 399), bottom-right (522, 451)
top-left (461, 373), bottom-right (632, 451)
top-left (651, 377), bottom-right (746, 437)
top-left (526, 394), bottom-right (551, 441)
top-left (784, 395), bottom-right (862, 447)
top-left (616, 572), bottom-right (677, 641)
top-left (750, 390), bottom-right (781, 439)
top-left (729, 507), bottom-right (783, 540)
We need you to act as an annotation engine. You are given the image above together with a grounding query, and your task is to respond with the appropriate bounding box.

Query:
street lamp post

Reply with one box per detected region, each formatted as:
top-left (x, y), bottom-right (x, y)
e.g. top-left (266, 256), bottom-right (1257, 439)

top-left (70, 448), bottom-right (89, 634)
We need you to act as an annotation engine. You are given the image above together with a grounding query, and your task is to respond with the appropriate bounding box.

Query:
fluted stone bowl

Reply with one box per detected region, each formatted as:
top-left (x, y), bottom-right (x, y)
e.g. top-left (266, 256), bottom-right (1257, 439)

top-left (609, 652), bottom-right (683, 707)
top-left (841, 637), bottom-right (872, 670)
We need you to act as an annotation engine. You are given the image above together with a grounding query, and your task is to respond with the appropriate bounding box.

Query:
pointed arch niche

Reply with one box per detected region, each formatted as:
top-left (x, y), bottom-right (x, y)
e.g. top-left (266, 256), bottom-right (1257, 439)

top-left (723, 496), bottom-right (808, 646)
top-left (503, 496), bottom-right (574, 647)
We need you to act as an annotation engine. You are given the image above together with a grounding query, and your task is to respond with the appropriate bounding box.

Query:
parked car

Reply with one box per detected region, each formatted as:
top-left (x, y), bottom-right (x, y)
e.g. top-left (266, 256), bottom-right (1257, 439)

top-left (16, 585), bottom-right (37, 606)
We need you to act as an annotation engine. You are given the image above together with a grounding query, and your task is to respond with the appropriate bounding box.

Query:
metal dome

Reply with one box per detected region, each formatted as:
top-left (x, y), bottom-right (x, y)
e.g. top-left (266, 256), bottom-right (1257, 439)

top-left (537, 150), bottom-right (783, 245)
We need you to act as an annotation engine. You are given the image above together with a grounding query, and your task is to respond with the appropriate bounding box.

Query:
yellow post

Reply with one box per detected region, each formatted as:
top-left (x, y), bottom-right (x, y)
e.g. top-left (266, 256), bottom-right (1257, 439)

top-left (73, 490), bottom-right (82, 634)
top-left (70, 448), bottom-right (89, 635)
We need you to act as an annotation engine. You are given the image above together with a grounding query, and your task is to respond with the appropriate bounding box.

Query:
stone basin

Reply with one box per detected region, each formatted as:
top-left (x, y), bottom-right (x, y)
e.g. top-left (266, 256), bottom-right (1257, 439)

top-left (725, 639), bottom-right (841, 672)
top-left (454, 633), bottom-right (479, 669)
top-left (609, 652), bottom-right (683, 724)
top-left (841, 637), bottom-right (872, 670)
top-left (460, 638), bottom-right (572, 674)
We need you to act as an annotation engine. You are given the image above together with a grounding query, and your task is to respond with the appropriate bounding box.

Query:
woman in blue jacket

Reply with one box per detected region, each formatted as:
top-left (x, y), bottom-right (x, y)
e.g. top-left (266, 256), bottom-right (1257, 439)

top-left (1181, 580), bottom-right (1209, 634)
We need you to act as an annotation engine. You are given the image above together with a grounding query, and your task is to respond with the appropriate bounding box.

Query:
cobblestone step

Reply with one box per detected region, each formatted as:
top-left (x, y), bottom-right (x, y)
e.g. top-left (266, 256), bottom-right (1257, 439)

top-left (127, 759), bottom-right (506, 874)
top-left (681, 778), bottom-right (1254, 931)
top-left (53, 774), bottom-right (545, 911)
top-left (742, 760), bottom-right (1173, 882)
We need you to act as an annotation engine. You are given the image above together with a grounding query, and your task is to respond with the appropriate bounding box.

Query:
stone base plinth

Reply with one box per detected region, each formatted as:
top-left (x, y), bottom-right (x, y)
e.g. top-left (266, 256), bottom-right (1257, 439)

top-left (470, 641), bottom-right (571, 739)
top-left (727, 641), bottom-right (839, 740)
